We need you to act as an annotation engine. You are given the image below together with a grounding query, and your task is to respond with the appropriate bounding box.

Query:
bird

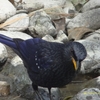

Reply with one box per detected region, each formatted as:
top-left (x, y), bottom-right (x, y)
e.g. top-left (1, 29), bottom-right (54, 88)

top-left (0, 34), bottom-right (87, 100)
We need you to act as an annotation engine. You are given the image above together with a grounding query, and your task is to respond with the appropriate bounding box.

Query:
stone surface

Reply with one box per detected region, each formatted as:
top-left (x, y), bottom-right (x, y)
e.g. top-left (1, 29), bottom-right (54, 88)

top-left (0, 31), bottom-right (32, 40)
top-left (44, 6), bottom-right (65, 20)
top-left (0, 0), bottom-right (16, 23)
top-left (78, 37), bottom-right (100, 74)
top-left (13, 0), bottom-right (67, 10)
top-left (11, 56), bottom-right (22, 67)
top-left (82, 0), bottom-right (100, 12)
top-left (0, 81), bottom-right (10, 96)
top-left (67, 8), bottom-right (100, 30)
top-left (42, 35), bottom-right (54, 42)
top-left (84, 32), bottom-right (100, 42)
top-left (71, 88), bottom-right (100, 100)
top-left (19, 2), bottom-right (44, 12)
top-left (3, 13), bottom-right (29, 31)
top-left (63, 1), bottom-right (75, 14)
top-left (56, 30), bottom-right (68, 43)
top-left (29, 11), bottom-right (56, 38)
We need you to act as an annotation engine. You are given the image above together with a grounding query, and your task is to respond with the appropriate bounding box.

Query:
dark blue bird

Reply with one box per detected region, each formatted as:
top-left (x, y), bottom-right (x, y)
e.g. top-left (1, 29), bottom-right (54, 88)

top-left (0, 34), bottom-right (87, 100)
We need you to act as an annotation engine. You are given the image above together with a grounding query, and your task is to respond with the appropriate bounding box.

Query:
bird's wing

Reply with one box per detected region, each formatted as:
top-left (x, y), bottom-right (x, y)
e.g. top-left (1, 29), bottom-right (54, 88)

top-left (15, 38), bottom-right (63, 73)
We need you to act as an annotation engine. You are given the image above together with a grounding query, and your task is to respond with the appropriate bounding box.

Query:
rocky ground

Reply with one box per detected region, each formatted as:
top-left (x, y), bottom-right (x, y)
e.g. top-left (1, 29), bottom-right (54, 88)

top-left (0, 0), bottom-right (100, 100)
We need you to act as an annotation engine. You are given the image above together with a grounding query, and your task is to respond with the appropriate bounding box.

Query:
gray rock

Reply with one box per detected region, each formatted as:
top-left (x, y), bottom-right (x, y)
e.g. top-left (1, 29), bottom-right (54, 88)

top-left (17, 2), bottom-right (44, 12)
top-left (0, 81), bottom-right (10, 96)
top-left (42, 35), bottom-right (54, 42)
top-left (1, 55), bottom-right (31, 93)
top-left (14, 0), bottom-right (66, 9)
top-left (84, 32), bottom-right (100, 42)
top-left (95, 29), bottom-right (100, 33)
top-left (11, 56), bottom-right (23, 67)
top-left (71, 88), bottom-right (100, 100)
top-left (0, 31), bottom-right (32, 40)
top-left (82, 0), bottom-right (100, 12)
top-left (42, 34), bottom-right (64, 43)
top-left (77, 38), bottom-right (100, 74)
top-left (69, 0), bottom-right (88, 5)
top-left (0, 74), bottom-right (14, 94)
top-left (44, 6), bottom-right (65, 20)
top-left (67, 8), bottom-right (100, 30)
top-left (3, 13), bottom-right (29, 31)
top-left (81, 76), bottom-right (100, 89)
top-left (63, 1), bottom-right (75, 15)
top-left (0, 0), bottom-right (16, 23)
top-left (56, 30), bottom-right (68, 43)
top-left (39, 0), bottom-right (66, 8)
top-left (29, 11), bottom-right (56, 38)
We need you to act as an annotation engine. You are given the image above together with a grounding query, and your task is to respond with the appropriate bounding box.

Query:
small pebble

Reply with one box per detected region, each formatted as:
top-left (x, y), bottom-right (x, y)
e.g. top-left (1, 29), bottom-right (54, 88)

top-left (0, 81), bottom-right (10, 96)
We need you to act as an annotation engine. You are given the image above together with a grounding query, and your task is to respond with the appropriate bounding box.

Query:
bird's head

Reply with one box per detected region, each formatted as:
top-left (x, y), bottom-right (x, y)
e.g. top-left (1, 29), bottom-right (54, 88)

top-left (71, 42), bottom-right (87, 71)
top-left (65, 41), bottom-right (87, 71)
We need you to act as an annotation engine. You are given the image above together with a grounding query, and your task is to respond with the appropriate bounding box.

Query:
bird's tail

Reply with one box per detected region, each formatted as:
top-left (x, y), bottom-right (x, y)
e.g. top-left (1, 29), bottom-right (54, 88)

top-left (0, 34), bottom-right (17, 49)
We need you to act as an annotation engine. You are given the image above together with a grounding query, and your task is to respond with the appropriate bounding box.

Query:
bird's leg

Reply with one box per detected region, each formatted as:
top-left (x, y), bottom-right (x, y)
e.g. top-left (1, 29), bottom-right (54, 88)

top-left (48, 87), bottom-right (52, 100)
top-left (32, 83), bottom-right (44, 100)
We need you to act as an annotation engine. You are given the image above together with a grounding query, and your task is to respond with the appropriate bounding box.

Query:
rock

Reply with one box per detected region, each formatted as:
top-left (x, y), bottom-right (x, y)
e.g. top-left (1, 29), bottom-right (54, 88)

top-left (16, 10), bottom-right (28, 14)
top-left (10, 0), bottom-right (44, 12)
top-left (42, 35), bottom-right (54, 42)
top-left (1, 55), bottom-right (31, 93)
top-left (21, 2), bottom-right (43, 12)
top-left (77, 38), bottom-right (100, 74)
top-left (56, 30), bottom-right (68, 43)
top-left (70, 88), bottom-right (100, 100)
top-left (3, 13), bottom-right (29, 31)
top-left (0, 95), bottom-right (27, 100)
top-left (95, 29), bottom-right (100, 33)
top-left (0, 0), bottom-right (16, 23)
top-left (13, 0), bottom-right (66, 9)
top-left (0, 31), bottom-right (32, 40)
top-left (11, 56), bottom-right (22, 67)
top-left (70, 0), bottom-right (88, 6)
top-left (44, 6), bottom-right (65, 20)
top-left (39, 0), bottom-right (66, 8)
top-left (0, 81), bottom-right (10, 96)
top-left (84, 32), bottom-right (100, 42)
top-left (29, 11), bottom-right (56, 38)
top-left (60, 75), bottom-right (100, 100)
top-left (67, 8), bottom-right (100, 30)
top-left (63, 1), bottom-right (75, 15)
top-left (17, 2), bottom-right (44, 12)
top-left (82, 0), bottom-right (100, 12)
top-left (0, 74), bottom-right (14, 94)
top-left (81, 76), bottom-right (100, 89)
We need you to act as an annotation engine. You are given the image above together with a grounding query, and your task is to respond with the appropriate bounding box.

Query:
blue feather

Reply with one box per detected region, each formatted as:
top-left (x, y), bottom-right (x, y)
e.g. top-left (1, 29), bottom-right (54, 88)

top-left (0, 34), bottom-right (17, 49)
